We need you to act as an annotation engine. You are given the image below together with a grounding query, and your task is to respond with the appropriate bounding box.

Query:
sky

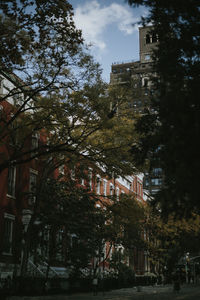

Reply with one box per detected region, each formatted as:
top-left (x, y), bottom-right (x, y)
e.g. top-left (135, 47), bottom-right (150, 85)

top-left (70, 0), bottom-right (147, 82)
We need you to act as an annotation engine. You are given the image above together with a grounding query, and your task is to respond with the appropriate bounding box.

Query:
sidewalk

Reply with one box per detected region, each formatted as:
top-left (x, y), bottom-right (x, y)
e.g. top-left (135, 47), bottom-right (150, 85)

top-left (7, 284), bottom-right (200, 300)
top-left (7, 284), bottom-right (173, 300)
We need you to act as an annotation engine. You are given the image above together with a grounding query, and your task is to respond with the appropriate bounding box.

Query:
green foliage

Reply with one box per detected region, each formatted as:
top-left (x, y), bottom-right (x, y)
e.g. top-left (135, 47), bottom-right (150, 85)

top-left (0, 0), bottom-right (99, 172)
top-left (128, 0), bottom-right (200, 216)
top-left (109, 249), bottom-right (135, 287)
top-left (144, 206), bottom-right (200, 272)
top-left (0, 0), bottom-right (82, 71)
top-left (30, 177), bottom-right (107, 274)
top-left (0, 1), bottom-right (137, 178)
top-left (108, 194), bottom-right (145, 250)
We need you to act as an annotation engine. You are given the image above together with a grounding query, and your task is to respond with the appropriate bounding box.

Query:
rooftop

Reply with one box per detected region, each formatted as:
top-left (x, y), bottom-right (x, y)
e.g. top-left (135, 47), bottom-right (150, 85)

top-left (112, 59), bottom-right (139, 66)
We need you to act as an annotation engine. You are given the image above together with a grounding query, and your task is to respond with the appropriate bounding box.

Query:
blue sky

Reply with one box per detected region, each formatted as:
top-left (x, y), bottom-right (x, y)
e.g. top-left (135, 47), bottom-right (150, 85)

top-left (70, 0), bottom-right (147, 82)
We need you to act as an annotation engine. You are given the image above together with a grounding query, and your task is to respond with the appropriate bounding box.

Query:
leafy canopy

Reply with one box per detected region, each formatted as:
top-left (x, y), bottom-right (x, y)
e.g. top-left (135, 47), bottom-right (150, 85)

top-left (30, 177), bottom-right (108, 274)
top-left (144, 206), bottom-right (200, 272)
top-left (128, 0), bottom-right (200, 216)
top-left (0, 1), bottom-right (137, 178)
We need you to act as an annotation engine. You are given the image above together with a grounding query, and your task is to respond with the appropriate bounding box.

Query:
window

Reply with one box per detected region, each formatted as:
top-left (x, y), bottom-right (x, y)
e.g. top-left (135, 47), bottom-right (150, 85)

top-left (96, 176), bottom-right (101, 194)
top-left (9, 117), bottom-right (21, 146)
top-left (7, 165), bottom-right (16, 197)
top-left (112, 68), bottom-right (118, 74)
top-left (152, 167), bottom-right (162, 176)
top-left (56, 229), bottom-right (63, 244)
top-left (142, 77), bottom-right (149, 87)
top-left (31, 132), bottom-right (39, 157)
top-left (151, 178), bottom-right (162, 186)
top-left (29, 170), bottom-right (37, 204)
top-left (42, 225), bottom-right (50, 257)
top-left (110, 184), bottom-right (113, 196)
top-left (152, 32), bottom-right (158, 43)
top-left (145, 54), bottom-right (150, 61)
top-left (2, 213), bottom-right (15, 255)
top-left (103, 180), bottom-right (107, 196)
top-left (146, 34), bottom-right (150, 44)
top-left (56, 229), bottom-right (64, 261)
top-left (116, 187), bottom-right (119, 201)
top-left (88, 170), bottom-right (93, 190)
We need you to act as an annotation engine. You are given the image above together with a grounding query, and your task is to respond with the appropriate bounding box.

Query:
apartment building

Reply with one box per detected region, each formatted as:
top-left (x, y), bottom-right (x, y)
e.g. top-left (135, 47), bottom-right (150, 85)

top-left (110, 26), bottom-right (162, 196)
top-left (0, 72), bottom-right (146, 281)
top-left (110, 26), bottom-right (157, 114)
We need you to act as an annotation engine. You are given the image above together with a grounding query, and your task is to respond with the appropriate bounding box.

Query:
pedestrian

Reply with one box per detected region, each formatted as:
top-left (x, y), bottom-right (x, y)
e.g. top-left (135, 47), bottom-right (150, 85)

top-left (92, 276), bottom-right (98, 296)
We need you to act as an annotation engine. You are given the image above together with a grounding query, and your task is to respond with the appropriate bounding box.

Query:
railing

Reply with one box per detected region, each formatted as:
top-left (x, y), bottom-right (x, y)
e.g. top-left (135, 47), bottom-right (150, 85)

top-left (27, 258), bottom-right (69, 278)
top-left (112, 59), bottom-right (138, 65)
top-left (42, 261), bottom-right (60, 277)
top-left (27, 259), bottom-right (46, 277)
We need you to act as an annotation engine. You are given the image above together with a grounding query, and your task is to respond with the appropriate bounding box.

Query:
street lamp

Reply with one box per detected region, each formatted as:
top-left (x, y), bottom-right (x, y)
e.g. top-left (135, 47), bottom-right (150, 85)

top-left (185, 252), bottom-right (190, 284)
top-left (144, 250), bottom-right (149, 273)
top-left (22, 209), bottom-right (32, 231)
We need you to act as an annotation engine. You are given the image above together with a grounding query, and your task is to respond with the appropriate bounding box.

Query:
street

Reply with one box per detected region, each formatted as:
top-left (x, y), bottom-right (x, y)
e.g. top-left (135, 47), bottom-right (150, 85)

top-left (7, 284), bottom-right (200, 300)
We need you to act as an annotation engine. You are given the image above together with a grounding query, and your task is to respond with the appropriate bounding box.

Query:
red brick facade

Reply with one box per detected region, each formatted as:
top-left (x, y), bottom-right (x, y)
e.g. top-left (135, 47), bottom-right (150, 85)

top-left (0, 74), bottom-right (146, 279)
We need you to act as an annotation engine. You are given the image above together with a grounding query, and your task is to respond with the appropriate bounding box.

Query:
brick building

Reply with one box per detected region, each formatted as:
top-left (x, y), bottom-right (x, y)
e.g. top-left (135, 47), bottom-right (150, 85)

top-left (0, 71), bottom-right (146, 282)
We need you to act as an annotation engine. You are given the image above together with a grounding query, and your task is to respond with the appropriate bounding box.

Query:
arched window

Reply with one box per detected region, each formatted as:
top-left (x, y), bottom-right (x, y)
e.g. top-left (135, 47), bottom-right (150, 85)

top-left (142, 77), bottom-right (149, 87)
top-left (146, 34), bottom-right (150, 44)
top-left (152, 32), bottom-right (158, 43)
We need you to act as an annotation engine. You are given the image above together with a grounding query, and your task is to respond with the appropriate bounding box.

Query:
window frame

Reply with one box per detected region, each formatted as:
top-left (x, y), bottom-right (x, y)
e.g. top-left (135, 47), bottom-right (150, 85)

top-left (103, 179), bottom-right (107, 196)
top-left (7, 165), bottom-right (16, 198)
top-left (110, 183), bottom-right (114, 196)
top-left (29, 169), bottom-right (38, 205)
top-left (116, 187), bottom-right (120, 201)
top-left (88, 169), bottom-right (93, 190)
top-left (96, 175), bottom-right (101, 195)
top-left (31, 132), bottom-right (39, 158)
top-left (145, 34), bottom-right (151, 44)
top-left (2, 213), bottom-right (15, 255)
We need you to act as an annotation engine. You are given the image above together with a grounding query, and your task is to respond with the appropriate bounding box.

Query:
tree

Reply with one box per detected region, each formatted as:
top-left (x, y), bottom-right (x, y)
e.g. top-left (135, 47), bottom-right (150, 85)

top-left (127, 0), bottom-right (200, 216)
top-left (106, 193), bottom-right (145, 271)
top-left (144, 205), bottom-right (200, 275)
top-left (110, 194), bottom-right (144, 249)
top-left (0, 0), bottom-right (83, 71)
top-left (0, 1), bottom-right (137, 177)
top-left (21, 174), bottom-right (108, 278)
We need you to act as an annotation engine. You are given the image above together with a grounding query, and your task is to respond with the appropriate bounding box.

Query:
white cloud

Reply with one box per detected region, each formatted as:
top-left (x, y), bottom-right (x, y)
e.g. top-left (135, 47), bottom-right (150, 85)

top-left (74, 0), bottom-right (139, 52)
